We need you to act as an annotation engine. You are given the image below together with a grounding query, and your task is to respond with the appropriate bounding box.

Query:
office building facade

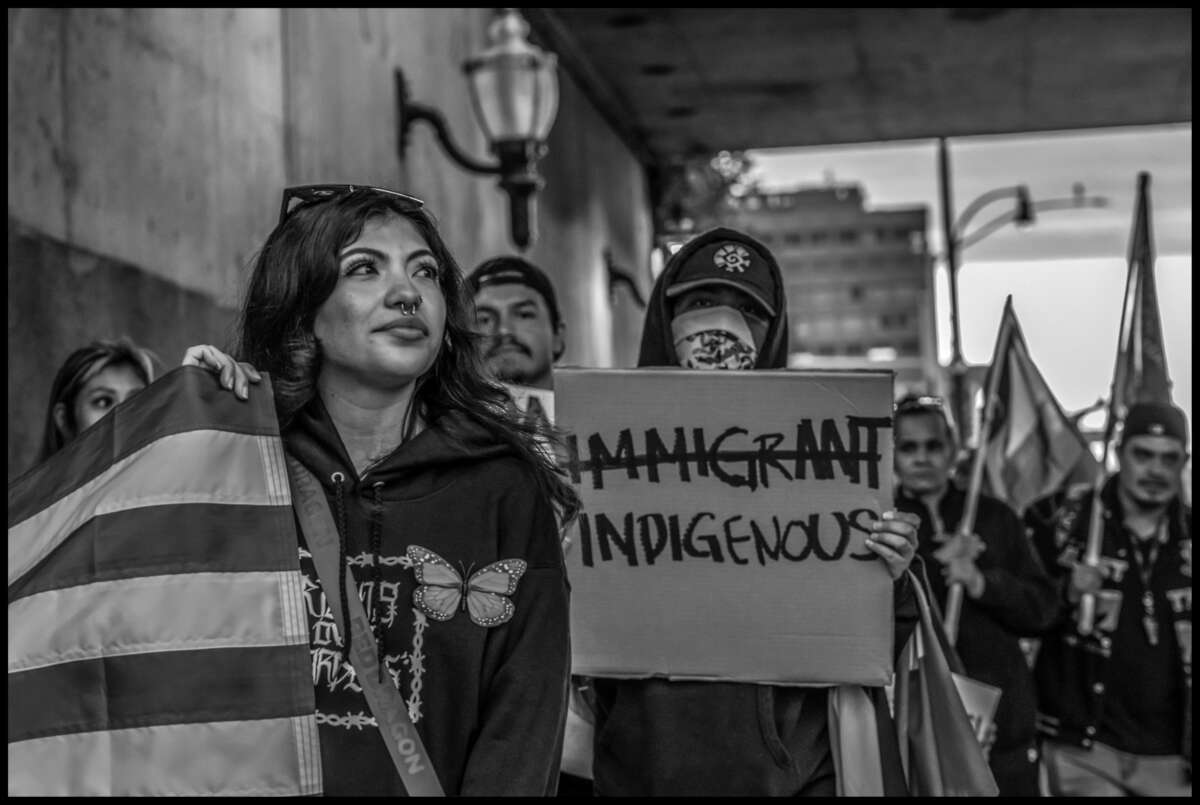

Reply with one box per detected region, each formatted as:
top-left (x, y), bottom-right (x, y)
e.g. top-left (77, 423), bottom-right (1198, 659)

top-left (723, 184), bottom-right (940, 397)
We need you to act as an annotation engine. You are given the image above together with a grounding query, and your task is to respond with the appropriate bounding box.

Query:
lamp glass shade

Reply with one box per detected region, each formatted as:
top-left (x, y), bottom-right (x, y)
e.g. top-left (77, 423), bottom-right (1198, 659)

top-left (464, 10), bottom-right (558, 143)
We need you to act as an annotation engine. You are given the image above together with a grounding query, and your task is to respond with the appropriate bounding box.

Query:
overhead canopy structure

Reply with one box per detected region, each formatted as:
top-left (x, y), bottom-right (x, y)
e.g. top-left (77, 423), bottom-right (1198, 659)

top-left (524, 8), bottom-right (1191, 164)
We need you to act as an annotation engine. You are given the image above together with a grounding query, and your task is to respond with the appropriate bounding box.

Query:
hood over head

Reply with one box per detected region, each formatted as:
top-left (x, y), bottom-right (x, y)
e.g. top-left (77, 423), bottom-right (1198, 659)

top-left (637, 226), bottom-right (788, 369)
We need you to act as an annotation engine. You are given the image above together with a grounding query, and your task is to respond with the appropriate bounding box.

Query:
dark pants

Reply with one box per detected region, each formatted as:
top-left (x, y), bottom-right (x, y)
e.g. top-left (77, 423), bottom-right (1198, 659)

top-left (990, 741), bottom-right (1041, 797)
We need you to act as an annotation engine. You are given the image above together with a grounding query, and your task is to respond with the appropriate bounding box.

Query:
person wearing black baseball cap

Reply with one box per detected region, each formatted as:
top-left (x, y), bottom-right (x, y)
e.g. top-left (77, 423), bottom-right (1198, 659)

top-left (1028, 400), bottom-right (1192, 796)
top-left (467, 256), bottom-right (565, 391)
top-left (468, 255), bottom-right (593, 797)
top-left (638, 226), bottom-right (786, 371)
top-left (588, 226), bottom-right (923, 797)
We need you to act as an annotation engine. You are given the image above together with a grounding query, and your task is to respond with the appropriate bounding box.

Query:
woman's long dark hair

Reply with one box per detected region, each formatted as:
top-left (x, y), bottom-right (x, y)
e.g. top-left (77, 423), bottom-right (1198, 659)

top-left (39, 338), bottom-right (158, 462)
top-left (236, 190), bottom-right (580, 529)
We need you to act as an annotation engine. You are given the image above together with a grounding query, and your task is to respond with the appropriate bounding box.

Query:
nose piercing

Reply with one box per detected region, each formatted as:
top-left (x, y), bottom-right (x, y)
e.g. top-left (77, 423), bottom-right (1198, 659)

top-left (398, 295), bottom-right (423, 316)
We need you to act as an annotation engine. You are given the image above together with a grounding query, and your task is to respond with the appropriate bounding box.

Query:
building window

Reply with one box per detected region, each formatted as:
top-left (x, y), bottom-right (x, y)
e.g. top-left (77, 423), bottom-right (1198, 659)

top-left (909, 231), bottom-right (927, 254)
top-left (839, 229), bottom-right (858, 244)
top-left (849, 285), bottom-right (864, 301)
top-left (811, 231), bottom-right (829, 245)
top-left (784, 232), bottom-right (804, 245)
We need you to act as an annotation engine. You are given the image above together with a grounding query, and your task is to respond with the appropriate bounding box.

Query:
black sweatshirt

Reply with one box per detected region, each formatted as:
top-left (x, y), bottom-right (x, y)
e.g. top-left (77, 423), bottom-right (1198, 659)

top-left (285, 397), bottom-right (570, 795)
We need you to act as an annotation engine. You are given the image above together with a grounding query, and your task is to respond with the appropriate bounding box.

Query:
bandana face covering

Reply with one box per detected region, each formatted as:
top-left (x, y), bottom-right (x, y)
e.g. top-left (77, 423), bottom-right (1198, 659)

top-left (671, 305), bottom-right (759, 370)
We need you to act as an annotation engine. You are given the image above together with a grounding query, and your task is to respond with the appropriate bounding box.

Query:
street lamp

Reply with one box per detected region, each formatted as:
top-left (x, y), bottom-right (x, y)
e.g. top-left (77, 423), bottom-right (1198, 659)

top-left (937, 138), bottom-right (1108, 441)
top-left (396, 8), bottom-right (559, 250)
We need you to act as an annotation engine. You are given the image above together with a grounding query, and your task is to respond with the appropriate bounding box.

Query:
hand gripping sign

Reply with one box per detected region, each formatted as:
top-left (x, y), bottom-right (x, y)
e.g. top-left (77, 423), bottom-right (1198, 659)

top-left (556, 368), bottom-right (896, 686)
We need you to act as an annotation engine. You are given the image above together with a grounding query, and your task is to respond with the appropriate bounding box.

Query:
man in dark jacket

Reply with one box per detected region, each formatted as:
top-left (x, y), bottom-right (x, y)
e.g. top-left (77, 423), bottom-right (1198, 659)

top-left (892, 393), bottom-right (1058, 795)
top-left (588, 226), bottom-right (921, 796)
top-left (1027, 401), bottom-right (1191, 796)
top-left (467, 256), bottom-right (596, 797)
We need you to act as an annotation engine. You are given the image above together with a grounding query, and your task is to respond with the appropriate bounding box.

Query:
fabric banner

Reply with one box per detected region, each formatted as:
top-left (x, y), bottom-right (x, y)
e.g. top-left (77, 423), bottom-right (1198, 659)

top-left (981, 298), bottom-right (1102, 516)
top-left (8, 366), bottom-right (320, 796)
top-left (894, 570), bottom-right (999, 796)
top-left (1108, 171), bottom-right (1173, 431)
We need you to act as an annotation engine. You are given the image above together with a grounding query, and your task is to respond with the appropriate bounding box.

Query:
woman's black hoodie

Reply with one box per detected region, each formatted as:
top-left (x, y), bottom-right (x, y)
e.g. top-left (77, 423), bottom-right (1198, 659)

top-left (285, 396), bottom-right (570, 796)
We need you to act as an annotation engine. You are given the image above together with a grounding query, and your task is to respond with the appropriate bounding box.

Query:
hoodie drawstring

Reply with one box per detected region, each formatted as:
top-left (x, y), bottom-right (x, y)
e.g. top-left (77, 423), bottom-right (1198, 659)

top-left (330, 472), bottom-right (354, 668)
top-left (368, 480), bottom-right (387, 683)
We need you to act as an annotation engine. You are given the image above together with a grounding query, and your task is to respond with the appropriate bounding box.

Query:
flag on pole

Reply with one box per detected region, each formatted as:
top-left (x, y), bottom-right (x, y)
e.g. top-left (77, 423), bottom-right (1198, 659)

top-left (1106, 170), bottom-right (1173, 439)
top-left (1079, 171), bottom-right (1177, 633)
top-left (980, 297), bottom-right (1103, 516)
top-left (8, 367), bottom-right (321, 796)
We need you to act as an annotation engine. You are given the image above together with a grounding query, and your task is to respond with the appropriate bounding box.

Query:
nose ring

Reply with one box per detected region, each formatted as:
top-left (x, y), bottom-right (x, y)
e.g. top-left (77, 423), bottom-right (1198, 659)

top-left (399, 295), bottom-right (424, 316)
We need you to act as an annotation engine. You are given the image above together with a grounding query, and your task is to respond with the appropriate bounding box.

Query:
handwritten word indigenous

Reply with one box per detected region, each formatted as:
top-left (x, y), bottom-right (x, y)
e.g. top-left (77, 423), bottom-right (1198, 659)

top-left (565, 416), bottom-right (891, 492)
top-left (576, 508), bottom-right (882, 568)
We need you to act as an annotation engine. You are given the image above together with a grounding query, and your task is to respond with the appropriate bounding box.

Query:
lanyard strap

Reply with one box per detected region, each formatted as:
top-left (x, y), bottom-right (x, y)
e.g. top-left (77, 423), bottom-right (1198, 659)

top-left (1127, 517), bottom-right (1168, 590)
top-left (286, 454), bottom-right (445, 797)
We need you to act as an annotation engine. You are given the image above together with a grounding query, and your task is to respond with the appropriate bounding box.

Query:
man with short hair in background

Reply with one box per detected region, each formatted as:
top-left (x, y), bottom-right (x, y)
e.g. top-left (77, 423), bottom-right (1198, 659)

top-left (1028, 401), bottom-right (1192, 796)
top-left (467, 256), bottom-right (565, 392)
top-left (467, 255), bottom-right (593, 797)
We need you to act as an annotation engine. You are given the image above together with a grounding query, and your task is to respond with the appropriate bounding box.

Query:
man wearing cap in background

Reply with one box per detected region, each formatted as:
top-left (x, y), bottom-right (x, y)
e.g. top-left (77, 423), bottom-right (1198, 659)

top-left (892, 393), bottom-right (1058, 796)
top-left (467, 255), bottom-right (596, 797)
top-left (1028, 401), bottom-right (1192, 796)
top-left (587, 226), bottom-right (922, 796)
top-left (467, 256), bottom-right (565, 392)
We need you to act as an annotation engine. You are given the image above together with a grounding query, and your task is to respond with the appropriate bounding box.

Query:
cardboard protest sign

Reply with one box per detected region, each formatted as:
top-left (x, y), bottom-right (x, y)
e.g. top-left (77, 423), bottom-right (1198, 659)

top-left (556, 367), bottom-right (896, 686)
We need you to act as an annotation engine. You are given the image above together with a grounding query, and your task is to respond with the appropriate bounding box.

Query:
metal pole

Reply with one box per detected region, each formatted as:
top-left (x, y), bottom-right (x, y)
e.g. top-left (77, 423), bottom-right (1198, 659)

top-left (938, 138), bottom-right (968, 440)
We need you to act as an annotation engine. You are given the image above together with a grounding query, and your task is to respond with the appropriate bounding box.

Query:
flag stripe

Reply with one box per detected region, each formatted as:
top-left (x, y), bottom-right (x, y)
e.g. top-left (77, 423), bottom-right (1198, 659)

top-left (9, 504), bottom-right (297, 603)
top-left (8, 369), bottom-right (320, 795)
top-left (8, 367), bottom-right (279, 527)
top-left (8, 643), bottom-right (312, 743)
top-left (8, 715), bottom-right (321, 796)
top-left (8, 429), bottom-right (291, 587)
top-left (9, 571), bottom-right (308, 674)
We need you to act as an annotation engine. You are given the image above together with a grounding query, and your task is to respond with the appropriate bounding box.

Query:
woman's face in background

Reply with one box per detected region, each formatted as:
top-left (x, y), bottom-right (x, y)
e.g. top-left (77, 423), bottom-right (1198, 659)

top-left (59, 362), bottom-right (147, 437)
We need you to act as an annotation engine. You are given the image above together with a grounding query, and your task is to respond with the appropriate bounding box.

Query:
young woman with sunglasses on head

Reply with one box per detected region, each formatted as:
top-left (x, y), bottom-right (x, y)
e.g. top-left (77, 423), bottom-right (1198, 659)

top-left (185, 185), bottom-right (579, 795)
top-left (37, 338), bottom-right (158, 465)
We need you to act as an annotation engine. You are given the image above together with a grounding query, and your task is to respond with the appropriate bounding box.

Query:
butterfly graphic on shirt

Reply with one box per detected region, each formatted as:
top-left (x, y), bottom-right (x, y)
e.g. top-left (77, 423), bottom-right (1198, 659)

top-left (406, 544), bottom-right (528, 628)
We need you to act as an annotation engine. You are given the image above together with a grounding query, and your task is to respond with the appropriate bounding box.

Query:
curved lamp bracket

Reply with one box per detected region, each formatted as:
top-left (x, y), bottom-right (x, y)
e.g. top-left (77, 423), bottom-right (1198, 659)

top-left (396, 69), bottom-right (500, 175)
top-left (395, 67), bottom-right (544, 249)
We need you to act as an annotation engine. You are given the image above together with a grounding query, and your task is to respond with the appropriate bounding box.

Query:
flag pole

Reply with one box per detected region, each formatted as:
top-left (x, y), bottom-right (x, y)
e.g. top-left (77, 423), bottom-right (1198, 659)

top-left (944, 296), bottom-right (1015, 644)
top-left (1078, 172), bottom-right (1150, 634)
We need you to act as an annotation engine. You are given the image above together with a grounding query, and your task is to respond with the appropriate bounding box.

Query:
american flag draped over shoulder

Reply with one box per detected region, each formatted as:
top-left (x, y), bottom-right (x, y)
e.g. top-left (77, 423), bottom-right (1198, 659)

top-left (8, 367), bottom-right (321, 796)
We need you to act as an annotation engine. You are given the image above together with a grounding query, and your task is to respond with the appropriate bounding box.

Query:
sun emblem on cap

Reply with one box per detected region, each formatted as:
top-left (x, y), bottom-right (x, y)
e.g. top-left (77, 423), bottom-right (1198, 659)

top-left (714, 244), bottom-right (751, 273)
top-left (1149, 423), bottom-right (1165, 435)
